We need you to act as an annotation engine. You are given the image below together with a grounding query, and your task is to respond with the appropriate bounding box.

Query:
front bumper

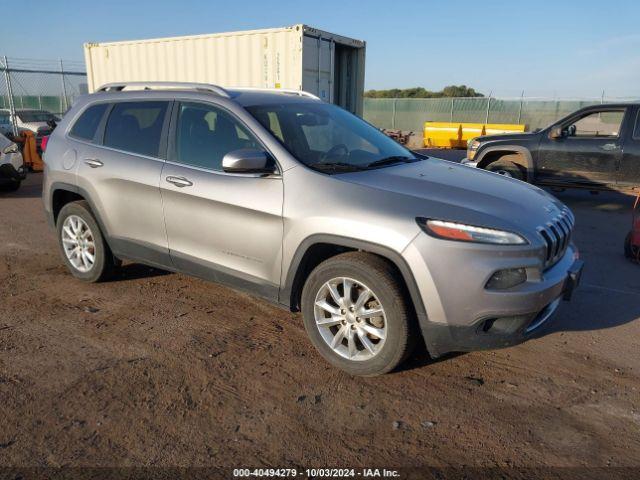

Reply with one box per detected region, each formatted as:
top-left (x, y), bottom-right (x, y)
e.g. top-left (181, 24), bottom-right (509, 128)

top-left (404, 234), bottom-right (583, 357)
top-left (424, 258), bottom-right (582, 356)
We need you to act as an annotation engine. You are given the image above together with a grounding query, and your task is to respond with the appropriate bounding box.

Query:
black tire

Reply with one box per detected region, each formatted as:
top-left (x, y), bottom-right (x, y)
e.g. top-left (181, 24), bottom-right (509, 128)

top-left (625, 232), bottom-right (637, 260)
top-left (0, 180), bottom-right (20, 192)
top-left (487, 155), bottom-right (526, 181)
top-left (301, 252), bottom-right (417, 376)
top-left (56, 200), bottom-right (115, 282)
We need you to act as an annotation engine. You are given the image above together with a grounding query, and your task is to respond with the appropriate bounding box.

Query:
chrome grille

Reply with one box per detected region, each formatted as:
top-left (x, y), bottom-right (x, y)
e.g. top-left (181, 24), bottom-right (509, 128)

top-left (538, 207), bottom-right (574, 269)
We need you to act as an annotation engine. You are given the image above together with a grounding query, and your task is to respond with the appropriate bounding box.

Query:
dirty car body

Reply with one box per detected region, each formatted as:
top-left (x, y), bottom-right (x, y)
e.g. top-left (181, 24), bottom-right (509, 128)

top-left (463, 103), bottom-right (640, 193)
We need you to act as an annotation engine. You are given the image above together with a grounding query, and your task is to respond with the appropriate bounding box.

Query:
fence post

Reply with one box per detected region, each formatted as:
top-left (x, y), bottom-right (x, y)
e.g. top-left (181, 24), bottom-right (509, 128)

top-left (391, 97), bottom-right (397, 129)
top-left (517, 90), bottom-right (524, 124)
top-left (2, 56), bottom-right (18, 136)
top-left (484, 92), bottom-right (492, 124)
top-left (60, 59), bottom-right (68, 114)
top-left (450, 97), bottom-right (454, 123)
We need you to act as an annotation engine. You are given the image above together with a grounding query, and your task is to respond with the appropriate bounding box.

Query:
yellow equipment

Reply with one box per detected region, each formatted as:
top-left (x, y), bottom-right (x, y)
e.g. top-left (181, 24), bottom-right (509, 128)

top-left (15, 130), bottom-right (44, 172)
top-left (424, 122), bottom-right (526, 149)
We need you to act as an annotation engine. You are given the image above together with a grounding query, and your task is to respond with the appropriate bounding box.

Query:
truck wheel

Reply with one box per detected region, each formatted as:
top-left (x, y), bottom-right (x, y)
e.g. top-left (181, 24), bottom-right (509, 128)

top-left (301, 252), bottom-right (416, 376)
top-left (56, 200), bottom-right (115, 282)
top-left (487, 155), bottom-right (526, 180)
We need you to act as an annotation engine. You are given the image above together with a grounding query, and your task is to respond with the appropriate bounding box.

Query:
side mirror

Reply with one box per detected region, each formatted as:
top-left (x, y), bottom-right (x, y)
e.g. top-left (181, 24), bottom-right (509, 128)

top-left (222, 149), bottom-right (274, 174)
top-left (549, 126), bottom-right (565, 139)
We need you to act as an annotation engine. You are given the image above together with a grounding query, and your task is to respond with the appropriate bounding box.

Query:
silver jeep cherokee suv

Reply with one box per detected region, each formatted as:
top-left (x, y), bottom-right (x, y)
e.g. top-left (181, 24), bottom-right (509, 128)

top-left (43, 82), bottom-right (583, 376)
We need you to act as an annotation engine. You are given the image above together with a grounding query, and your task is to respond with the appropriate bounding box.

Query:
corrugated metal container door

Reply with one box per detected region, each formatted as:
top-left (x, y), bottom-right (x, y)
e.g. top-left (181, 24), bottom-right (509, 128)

top-left (84, 28), bottom-right (303, 92)
top-left (301, 35), bottom-right (333, 103)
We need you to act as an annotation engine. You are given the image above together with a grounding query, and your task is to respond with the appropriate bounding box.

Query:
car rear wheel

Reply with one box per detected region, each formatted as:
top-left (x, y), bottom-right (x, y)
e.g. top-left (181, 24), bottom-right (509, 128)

top-left (301, 252), bottom-right (416, 376)
top-left (487, 156), bottom-right (526, 180)
top-left (56, 200), bottom-right (115, 282)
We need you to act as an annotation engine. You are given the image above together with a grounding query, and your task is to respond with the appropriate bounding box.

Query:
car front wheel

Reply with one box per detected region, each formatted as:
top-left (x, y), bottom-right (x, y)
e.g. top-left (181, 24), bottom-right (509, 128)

top-left (487, 156), bottom-right (526, 180)
top-left (301, 252), bottom-right (416, 376)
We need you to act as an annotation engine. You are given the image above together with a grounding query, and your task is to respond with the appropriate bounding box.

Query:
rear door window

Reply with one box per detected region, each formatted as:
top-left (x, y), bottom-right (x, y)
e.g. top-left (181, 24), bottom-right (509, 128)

top-left (69, 103), bottom-right (108, 141)
top-left (103, 101), bottom-right (168, 157)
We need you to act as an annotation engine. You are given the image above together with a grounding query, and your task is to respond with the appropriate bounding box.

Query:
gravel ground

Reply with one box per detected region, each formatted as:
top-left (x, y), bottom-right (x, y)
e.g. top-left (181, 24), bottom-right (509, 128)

top-left (0, 172), bottom-right (639, 475)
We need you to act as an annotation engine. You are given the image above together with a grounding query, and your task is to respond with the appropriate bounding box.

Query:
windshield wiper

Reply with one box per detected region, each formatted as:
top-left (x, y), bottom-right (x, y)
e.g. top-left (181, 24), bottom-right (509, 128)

top-left (365, 156), bottom-right (417, 169)
top-left (309, 162), bottom-right (367, 172)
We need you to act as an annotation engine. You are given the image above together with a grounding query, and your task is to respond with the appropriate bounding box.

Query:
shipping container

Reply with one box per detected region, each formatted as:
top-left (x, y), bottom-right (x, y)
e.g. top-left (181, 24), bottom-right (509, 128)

top-left (84, 24), bottom-right (366, 115)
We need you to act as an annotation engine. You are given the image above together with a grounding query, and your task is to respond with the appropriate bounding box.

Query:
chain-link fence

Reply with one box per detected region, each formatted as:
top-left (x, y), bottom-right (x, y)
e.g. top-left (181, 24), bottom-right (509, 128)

top-left (0, 56), bottom-right (87, 135)
top-left (363, 95), bottom-right (640, 134)
top-left (1, 54), bottom-right (637, 140)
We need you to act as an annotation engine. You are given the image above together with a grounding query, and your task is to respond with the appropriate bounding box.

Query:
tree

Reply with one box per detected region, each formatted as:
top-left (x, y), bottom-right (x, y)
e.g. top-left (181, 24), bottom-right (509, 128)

top-left (364, 85), bottom-right (484, 98)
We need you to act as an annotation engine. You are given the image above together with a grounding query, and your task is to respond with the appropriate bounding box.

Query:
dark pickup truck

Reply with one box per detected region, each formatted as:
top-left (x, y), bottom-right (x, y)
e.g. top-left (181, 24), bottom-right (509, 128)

top-left (462, 103), bottom-right (640, 192)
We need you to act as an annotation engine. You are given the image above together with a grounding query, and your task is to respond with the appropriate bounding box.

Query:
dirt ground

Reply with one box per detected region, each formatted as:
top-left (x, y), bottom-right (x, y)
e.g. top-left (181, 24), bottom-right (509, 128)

top-left (1, 171), bottom-right (639, 476)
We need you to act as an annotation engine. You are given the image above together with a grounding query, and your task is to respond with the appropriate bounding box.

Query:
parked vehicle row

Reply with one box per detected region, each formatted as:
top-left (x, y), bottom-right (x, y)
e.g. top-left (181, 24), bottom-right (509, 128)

top-left (0, 108), bottom-right (59, 153)
top-left (42, 82), bottom-right (583, 375)
top-left (463, 103), bottom-right (640, 193)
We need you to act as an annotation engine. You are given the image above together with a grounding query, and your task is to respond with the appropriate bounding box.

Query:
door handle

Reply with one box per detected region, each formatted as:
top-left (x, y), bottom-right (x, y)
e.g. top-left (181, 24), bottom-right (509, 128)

top-left (166, 176), bottom-right (193, 188)
top-left (601, 143), bottom-right (620, 151)
top-left (84, 159), bottom-right (104, 168)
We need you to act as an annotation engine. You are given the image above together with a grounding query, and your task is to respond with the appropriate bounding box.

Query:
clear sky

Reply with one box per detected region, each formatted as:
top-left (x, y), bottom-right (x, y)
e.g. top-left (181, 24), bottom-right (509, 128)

top-left (2, 0), bottom-right (639, 98)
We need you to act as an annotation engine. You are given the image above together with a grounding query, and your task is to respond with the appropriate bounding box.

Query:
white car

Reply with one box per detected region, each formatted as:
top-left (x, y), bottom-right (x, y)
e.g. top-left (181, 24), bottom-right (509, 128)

top-left (0, 109), bottom-right (59, 139)
top-left (0, 132), bottom-right (26, 191)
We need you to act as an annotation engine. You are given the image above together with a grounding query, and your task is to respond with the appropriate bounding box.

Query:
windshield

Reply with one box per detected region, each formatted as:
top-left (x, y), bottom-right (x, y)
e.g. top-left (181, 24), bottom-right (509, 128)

top-left (246, 102), bottom-right (418, 172)
top-left (17, 111), bottom-right (59, 123)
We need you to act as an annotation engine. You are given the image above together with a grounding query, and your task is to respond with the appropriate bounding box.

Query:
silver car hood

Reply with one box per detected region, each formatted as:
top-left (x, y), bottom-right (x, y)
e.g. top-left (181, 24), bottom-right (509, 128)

top-left (338, 159), bottom-right (567, 232)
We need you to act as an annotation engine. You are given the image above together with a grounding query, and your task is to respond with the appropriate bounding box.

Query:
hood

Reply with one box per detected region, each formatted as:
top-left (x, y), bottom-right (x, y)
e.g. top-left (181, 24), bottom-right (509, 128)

top-left (338, 158), bottom-right (567, 237)
top-left (20, 122), bottom-right (51, 134)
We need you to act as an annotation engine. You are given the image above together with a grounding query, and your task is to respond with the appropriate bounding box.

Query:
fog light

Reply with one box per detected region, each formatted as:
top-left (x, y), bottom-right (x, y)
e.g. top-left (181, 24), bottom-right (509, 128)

top-left (485, 268), bottom-right (527, 290)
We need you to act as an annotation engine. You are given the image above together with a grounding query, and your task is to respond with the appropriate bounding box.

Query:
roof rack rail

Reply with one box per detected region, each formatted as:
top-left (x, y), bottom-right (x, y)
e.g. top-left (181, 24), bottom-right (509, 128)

top-left (231, 87), bottom-right (320, 100)
top-left (96, 82), bottom-right (231, 98)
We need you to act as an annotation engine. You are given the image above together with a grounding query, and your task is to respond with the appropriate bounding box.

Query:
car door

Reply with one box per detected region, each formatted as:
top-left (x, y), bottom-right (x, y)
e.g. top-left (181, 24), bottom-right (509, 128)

top-left (537, 108), bottom-right (627, 186)
top-left (74, 100), bottom-right (171, 267)
top-left (618, 106), bottom-right (640, 190)
top-left (160, 101), bottom-right (284, 300)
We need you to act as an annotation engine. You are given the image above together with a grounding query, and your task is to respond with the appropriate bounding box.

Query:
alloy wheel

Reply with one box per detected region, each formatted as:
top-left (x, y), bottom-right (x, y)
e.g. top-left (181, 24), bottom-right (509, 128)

top-left (313, 276), bottom-right (387, 361)
top-left (61, 215), bottom-right (96, 273)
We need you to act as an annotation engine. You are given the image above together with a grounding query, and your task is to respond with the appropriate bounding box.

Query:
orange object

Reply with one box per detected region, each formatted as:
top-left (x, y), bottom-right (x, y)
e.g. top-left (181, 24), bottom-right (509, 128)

top-left (15, 130), bottom-right (44, 172)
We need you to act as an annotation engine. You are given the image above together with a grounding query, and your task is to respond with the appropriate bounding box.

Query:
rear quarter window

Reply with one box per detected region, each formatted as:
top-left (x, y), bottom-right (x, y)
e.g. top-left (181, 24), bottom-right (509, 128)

top-left (103, 101), bottom-right (168, 157)
top-left (69, 103), bottom-right (109, 141)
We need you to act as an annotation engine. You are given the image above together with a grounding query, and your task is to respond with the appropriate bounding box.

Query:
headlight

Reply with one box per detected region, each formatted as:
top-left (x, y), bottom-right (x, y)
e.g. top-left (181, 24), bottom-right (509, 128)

top-left (2, 143), bottom-right (19, 154)
top-left (467, 139), bottom-right (481, 160)
top-left (417, 218), bottom-right (528, 245)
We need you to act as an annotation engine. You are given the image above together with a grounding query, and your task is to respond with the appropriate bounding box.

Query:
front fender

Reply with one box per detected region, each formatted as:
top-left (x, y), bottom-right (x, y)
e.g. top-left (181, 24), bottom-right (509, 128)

top-left (476, 145), bottom-right (535, 181)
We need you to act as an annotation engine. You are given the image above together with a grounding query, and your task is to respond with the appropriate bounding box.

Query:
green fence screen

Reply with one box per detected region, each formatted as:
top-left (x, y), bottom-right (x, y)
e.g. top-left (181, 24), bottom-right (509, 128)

top-left (362, 97), bottom-right (628, 134)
